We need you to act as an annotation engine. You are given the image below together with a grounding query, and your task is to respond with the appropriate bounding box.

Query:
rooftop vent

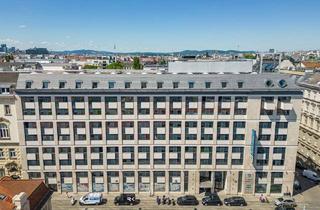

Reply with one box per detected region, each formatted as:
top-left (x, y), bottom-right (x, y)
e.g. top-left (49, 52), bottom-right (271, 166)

top-left (218, 72), bottom-right (224, 74)
top-left (265, 80), bottom-right (274, 87)
top-left (111, 72), bottom-right (116, 75)
top-left (142, 72), bottom-right (147, 75)
top-left (126, 72), bottom-right (131, 75)
top-left (278, 79), bottom-right (287, 88)
top-left (95, 71), bottom-right (101, 74)
top-left (156, 72), bottom-right (162, 74)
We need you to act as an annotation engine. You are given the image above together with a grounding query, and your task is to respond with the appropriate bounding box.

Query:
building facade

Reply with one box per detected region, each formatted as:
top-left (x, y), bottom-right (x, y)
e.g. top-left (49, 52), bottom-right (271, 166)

top-left (15, 72), bottom-right (302, 195)
top-left (0, 73), bottom-right (22, 178)
top-left (297, 74), bottom-right (320, 171)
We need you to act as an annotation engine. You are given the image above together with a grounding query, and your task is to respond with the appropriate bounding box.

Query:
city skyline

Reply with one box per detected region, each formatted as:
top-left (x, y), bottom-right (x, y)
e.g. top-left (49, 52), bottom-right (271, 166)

top-left (1, 0), bottom-right (320, 52)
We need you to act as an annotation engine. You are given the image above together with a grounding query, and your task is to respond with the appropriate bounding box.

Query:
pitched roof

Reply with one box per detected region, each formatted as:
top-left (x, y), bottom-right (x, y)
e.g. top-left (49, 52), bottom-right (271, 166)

top-left (301, 61), bottom-right (320, 69)
top-left (0, 177), bottom-right (52, 210)
top-left (298, 73), bottom-right (320, 90)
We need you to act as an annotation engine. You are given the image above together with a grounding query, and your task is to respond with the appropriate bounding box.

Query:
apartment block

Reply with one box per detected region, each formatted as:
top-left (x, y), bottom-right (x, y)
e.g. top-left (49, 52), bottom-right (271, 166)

top-left (297, 74), bottom-right (320, 171)
top-left (15, 72), bottom-right (302, 195)
top-left (0, 73), bottom-right (21, 178)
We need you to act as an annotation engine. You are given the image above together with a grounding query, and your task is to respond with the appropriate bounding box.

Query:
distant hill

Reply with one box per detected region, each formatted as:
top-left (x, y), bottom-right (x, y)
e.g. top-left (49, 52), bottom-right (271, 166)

top-left (51, 49), bottom-right (256, 56)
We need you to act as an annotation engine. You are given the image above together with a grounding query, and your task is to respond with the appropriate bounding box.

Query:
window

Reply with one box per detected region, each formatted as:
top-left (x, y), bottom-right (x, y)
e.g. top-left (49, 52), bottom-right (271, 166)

top-left (125, 82), bottom-right (131, 89)
top-left (141, 82), bottom-right (147, 89)
top-left (256, 147), bottom-right (269, 166)
top-left (0, 149), bottom-right (3, 158)
top-left (108, 81), bottom-right (115, 89)
top-left (188, 81), bottom-right (194, 88)
top-left (59, 81), bottom-right (66, 89)
top-left (273, 147), bottom-right (286, 166)
top-left (218, 96), bottom-right (231, 115)
top-left (92, 81), bottom-right (98, 89)
top-left (255, 172), bottom-right (268, 193)
top-left (221, 81), bottom-right (227, 88)
top-left (42, 81), bottom-right (49, 89)
top-left (231, 147), bottom-right (244, 165)
top-left (25, 81), bottom-right (32, 89)
top-left (0, 123), bottom-right (10, 138)
top-left (75, 81), bottom-right (82, 89)
top-left (0, 87), bottom-right (9, 94)
top-left (173, 82), bottom-right (179, 89)
top-left (258, 122), bottom-right (272, 141)
top-left (4, 105), bottom-right (11, 115)
top-left (234, 96), bottom-right (247, 115)
top-left (270, 172), bottom-right (283, 193)
top-left (237, 81), bottom-right (244, 88)
top-left (216, 147), bottom-right (228, 165)
top-left (157, 82), bottom-right (163, 89)
top-left (233, 121), bottom-right (245, 140)
top-left (205, 82), bottom-right (211, 88)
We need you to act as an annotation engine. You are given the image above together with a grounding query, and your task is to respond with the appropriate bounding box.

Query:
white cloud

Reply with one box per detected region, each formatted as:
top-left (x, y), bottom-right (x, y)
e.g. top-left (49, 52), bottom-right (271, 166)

top-left (0, 38), bottom-right (21, 44)
top-left (18, 24), bottom-right (27, 29)
top-left (40, 41), bottom-right (49, 45)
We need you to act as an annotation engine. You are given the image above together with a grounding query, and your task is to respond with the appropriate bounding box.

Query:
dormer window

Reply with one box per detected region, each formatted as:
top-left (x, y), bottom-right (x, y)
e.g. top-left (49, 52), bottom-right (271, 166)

top-left (188, 81), bottom-right (195, 89)
top-left (109, 81), bottom-right (115, 89)
top-left (141, 82), bottom-right (147, 89)
top-left (25, 81), bottom-right (32, 89)
top-left (125, 82), bottom-right (131, 89)
top-left (92, 81), bottom-right (99, 89)
top-left (205, 82), bottom-right (211, 89)
top-left (221, 81), bottom-right (228, 88)
top-left (173, 82), bottom-right (179, 89)
top-left (75, 81), bottom-right (82, 89)
top-left (157, 82), bottom-right (163, 89)
top-left (237, 81), bottom-right (244, 88)
top-left (59, 81), bottom-right (66, 89)
top-left (42, 81), bottom-right (50, 89)
top-left (0, 87), bottom-right (10, 94)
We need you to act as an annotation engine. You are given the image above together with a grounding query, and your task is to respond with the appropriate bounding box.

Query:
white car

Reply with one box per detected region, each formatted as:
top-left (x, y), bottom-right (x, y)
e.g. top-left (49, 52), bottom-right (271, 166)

top-left (302, 169), bottom-right (320, 182)
top-left (274, 197), bottom-right (296, 207)
top-left (79, 193), bottom-right (103, 205)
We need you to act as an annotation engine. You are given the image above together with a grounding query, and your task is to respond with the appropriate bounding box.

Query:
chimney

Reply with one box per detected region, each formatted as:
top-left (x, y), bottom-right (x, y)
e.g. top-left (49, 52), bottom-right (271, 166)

top-left (12, 192), bottom-right (30, 210)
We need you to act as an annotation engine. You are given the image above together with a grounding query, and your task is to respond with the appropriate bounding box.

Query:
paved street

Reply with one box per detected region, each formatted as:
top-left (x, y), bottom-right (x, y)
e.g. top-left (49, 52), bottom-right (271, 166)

top-left (51, 170), bottom-right (320, 210)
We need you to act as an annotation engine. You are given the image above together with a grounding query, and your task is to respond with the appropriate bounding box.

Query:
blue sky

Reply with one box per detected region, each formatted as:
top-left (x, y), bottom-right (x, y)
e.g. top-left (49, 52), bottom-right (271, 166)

top-left (1, 0), bottom-right (319, 52)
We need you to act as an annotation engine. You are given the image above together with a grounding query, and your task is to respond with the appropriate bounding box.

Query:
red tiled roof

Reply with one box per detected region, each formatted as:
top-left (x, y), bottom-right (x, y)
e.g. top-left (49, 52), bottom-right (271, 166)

top-left (0, 177), bottom-right (52, 210)
top-left (302, 61), bottom-right (320, 69)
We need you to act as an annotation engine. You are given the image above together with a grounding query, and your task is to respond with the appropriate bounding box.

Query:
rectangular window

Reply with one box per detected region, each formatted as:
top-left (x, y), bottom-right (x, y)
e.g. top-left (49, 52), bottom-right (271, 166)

top-left (256, 147), bottom-right (269, 166)
top-left (231, 147), bottom-right (244, 165)
top-left (92, 81), bottom-right (98, 89)
top-left (25, 81), bottom-right (32, 89)
top-left (125, 82), bottom-right (131, 89)
top-left (205, 82), bottom-right (211, 88)
top-left (216, 147), bottom-right (228, 165)
top-left (188, 81), bottom-right (194, 88)
top-left (141, 82), bottom-right (147, 89)
top-left (221, 81), bottom-right (227, 88)
top-left (258, 122), bottom-right (272, 141)
top-left (42, 81), bottom-right (49, 89)
top-left (233, 121), bottom-right (245, 140)
top-left (218, 96), bottom-right (231, 115)
top-left (9, 149), bottom-right (16, 159)
top-left (59, 81), bottom-right (66, 89)
top-left (157, 82), bottom-right (163, 89)
top-left (173, 82), bottom-right (179, 89)
top-left (4, 105), bottom-right (11, 115)
top-left (108, 81), bottom-right (115, 89)
top-left (75, 81), bottom-right (82, 89)
top-left (217, 121), bottom-right (229, 140)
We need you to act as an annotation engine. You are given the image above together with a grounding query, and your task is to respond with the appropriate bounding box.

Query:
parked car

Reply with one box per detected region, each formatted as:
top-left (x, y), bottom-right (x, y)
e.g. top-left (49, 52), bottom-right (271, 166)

top-left (202, 193), bottom-right (223, 206)
top-left (114, 193), bottom-right (136, 205)
top-left (274, 197), bottom-right (297, 207)
top-left (79, 193), bottom-right (103, 205)
top-left (302, 169), bottom-right (320, 182)
top-left (223, 196), bottom-right (247, 206)
top-left (177, 195), bottom-right (199, 205)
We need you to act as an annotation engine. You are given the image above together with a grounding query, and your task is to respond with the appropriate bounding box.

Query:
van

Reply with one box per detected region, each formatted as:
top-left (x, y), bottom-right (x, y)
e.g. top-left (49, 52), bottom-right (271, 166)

top-left (302, 170), bottom-right (320, 182)
top-left (79, 193), bottom-right (103, 205)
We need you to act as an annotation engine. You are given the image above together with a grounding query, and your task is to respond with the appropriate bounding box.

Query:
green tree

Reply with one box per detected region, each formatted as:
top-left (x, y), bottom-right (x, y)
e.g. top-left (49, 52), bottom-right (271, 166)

top-left (83, 64), bottom-right (98, 69)
top-left (4, 54), bottom-right (14, 62)
top-left (133, 57), bottom-right (142, 69)
top-left (107, 61), bottom-right (124, 69)
top-left (243, 53), bottom-right (256, 59)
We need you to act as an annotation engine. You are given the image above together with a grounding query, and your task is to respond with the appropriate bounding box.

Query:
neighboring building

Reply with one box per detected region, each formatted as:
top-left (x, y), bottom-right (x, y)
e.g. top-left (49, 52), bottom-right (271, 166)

top-left (297, 74), bottom-right (320, 171)
top-left (0, 44), bottom-right (8, 54)
top-left (168, 60), bottom-right (253, 73)
top-left (143, 64), bottom-right (168, 71)
top-left (0, 176), bottom-right (53, 210)
top-left (0, 73), bottom-right (22, 178)
top-left (26, 48), bottom-right (49, 55)
top-left (278, 60), bottom-right (295, 70)
top-left (296, 61), bottom-right (320, 71)
top-left (15, 72), bottom-right (301, 196)
top-left (40, 63), bottom-right (80, 71)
